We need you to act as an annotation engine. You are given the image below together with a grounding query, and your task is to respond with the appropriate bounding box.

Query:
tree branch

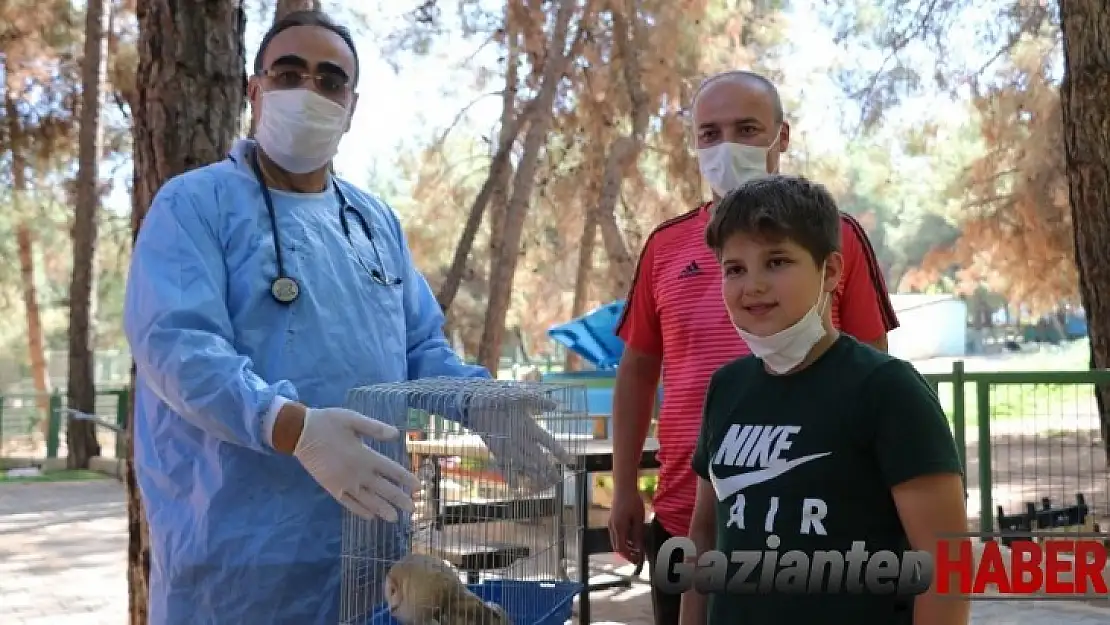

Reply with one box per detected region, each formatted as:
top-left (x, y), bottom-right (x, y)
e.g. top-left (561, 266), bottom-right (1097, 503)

top-left (454, 31), bottom-right (498, 71)
top-left (429, 90), bottom-right (504, 151)
top-left (965, 6), bottom-right (1053, 96)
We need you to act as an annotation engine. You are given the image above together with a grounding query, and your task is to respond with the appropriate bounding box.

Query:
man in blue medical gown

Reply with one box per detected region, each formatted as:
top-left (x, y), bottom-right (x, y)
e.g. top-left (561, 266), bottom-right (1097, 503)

top-left (123, 10), bottom-right (568, 625)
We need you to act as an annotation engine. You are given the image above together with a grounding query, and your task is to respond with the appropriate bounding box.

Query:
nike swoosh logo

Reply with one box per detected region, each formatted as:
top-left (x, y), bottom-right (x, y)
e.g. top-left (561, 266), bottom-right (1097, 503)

top-left (709, 452), bottom-right (832, 500)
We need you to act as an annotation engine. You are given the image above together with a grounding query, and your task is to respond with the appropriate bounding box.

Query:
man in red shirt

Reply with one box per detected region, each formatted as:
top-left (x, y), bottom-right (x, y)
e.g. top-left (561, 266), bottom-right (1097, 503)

top-left (607, 70), bottom-right (900, 625)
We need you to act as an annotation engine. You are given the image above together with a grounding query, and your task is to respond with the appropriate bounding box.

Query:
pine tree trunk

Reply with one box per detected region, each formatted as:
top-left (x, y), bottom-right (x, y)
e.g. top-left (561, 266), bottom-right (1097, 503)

top-left (67, 0), bottom-right (110, 470)
top-left (592, 3), bottom-right (646, 300)
top-left (5, 90), bottom-right (52, 437)
top-left (475, 22), bottom-right (523, 319)
top-left (15, 224), bottom-right (52, 435)
top-left (437, 129), bottom-right (520, 312)
top-left (566, 214), bottom-right (597, 372)
top-left (1059, 0), bottom-right (1110, 463)
top-left (128, 1), bottom-right (247, 622)
top-left (477, 0), bottom-right (583, 374)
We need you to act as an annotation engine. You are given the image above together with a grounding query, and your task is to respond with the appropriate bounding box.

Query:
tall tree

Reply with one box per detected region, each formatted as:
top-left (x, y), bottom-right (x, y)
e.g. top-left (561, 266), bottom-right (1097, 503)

top-left (5, 69), bottom-right (53, 438)
top-left (908, 35), bottom-right (1075, 311)
top-left (587, 1), bottom-right (649, 298)
top-left (127, 1), bottom-right (247, 621)
top-left (435, 2), bottom-right (529, 316)
top-left (1059, 0), bottom-right (1110, 457)
top-left (476, 0), bottom-right (594, 373)
top-left (562, 0), bottom-right (708, 371)
top-left (67, 0), bottom-right (110, 469)
top-left (0, 1), bottom-right (83, 440)
top-left (565, 0), bottom-right (713, 313)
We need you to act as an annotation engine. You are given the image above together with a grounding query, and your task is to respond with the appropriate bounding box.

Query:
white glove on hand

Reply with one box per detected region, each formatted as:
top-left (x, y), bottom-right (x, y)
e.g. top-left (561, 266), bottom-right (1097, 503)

top-left (293, 407), bottom-right (421, 523)
top-left (464, 393), bottom-right (574, 493)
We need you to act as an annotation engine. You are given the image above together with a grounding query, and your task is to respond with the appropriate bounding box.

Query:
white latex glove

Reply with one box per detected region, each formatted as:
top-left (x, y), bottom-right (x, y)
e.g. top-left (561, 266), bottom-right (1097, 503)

top-left (293, 407), bottom-right (421, 522)
top-left (464, 393), bottom-right (575, 492)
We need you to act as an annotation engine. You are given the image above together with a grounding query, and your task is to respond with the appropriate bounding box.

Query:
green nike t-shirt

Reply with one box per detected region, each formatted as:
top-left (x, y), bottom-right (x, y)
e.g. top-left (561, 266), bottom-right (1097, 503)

top-left (690, 334), bottom-right (964, 625)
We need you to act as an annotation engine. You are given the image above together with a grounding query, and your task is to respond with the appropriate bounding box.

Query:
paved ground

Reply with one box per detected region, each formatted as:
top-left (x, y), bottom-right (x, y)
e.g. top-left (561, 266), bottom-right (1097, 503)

top-left (0, 480), bottom-right (127, 625)
top-left (2, 480), bottom-right (1110, 624)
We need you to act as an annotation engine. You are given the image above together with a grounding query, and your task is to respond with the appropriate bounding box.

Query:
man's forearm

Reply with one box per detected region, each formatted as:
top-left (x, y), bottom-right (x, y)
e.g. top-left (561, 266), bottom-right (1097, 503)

top-left (611, 371), bottom-right (658, 490)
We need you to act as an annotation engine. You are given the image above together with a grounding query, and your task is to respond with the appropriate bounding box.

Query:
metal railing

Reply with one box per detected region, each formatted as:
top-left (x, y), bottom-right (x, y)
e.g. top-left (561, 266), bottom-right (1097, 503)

top-left (921, 363), bottom-right (1110, 535)
top-left (0, 389), bottom-right (129, 462)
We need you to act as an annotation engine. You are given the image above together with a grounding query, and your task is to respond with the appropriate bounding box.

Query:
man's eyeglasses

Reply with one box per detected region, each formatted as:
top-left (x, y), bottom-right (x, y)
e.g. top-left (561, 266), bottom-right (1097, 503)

top-left (260, 66), bottom-right (349, 98)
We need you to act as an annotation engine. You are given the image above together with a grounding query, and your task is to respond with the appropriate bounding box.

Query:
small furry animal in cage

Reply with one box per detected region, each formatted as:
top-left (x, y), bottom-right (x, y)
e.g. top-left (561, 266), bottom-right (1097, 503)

top-left (385, 553), bottom-right (512, 625)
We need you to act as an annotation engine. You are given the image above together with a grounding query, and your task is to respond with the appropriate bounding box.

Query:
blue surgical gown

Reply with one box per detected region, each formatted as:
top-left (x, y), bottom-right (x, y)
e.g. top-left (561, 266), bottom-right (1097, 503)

top-left (122, 139), bottom-right (489, 625)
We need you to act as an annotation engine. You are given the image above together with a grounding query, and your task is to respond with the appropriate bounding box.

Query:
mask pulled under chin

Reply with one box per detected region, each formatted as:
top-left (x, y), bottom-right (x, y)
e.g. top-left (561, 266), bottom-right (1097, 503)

top-left (255, 89), bottom-right (350, 174)
top-left (737, 289), bottom-right (829, 375)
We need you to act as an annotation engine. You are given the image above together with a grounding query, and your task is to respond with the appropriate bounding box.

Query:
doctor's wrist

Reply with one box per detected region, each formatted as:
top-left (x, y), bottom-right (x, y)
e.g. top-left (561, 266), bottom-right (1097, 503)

top-left (272, 401), bottom-right (307, 454)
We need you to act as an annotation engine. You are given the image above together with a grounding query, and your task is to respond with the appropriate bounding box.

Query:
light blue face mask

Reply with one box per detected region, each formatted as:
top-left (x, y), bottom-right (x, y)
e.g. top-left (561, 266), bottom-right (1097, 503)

top-left (735, 262), bottom-right (829, 374)
top-left (696, 127), bottom-right (782, 197)
top-left (255, 88), bottom-right (349, 174)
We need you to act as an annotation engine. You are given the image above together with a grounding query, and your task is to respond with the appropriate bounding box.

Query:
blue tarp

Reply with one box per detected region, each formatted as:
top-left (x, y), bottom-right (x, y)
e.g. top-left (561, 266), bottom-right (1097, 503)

top-left (547, 300), bottom-right (626, 370)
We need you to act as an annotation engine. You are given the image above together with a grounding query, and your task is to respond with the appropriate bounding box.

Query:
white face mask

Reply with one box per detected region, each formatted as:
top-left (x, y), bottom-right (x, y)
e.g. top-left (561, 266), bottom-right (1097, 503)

top-left (736, 262), bottom-right (829, 374)
top-left (696, 129), bottom-right (781, 197)
top-left (255, 89), bottom-right (350, 174)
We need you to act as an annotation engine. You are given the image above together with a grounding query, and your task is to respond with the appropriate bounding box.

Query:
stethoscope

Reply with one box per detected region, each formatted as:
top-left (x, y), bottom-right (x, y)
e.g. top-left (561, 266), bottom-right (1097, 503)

top-left (243, 148), bottom-right (402, 305)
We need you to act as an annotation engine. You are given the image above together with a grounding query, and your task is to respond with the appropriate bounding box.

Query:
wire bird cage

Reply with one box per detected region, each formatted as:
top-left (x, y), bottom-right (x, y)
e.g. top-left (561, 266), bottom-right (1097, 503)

top-left (339, 377), bottom-right (589, 625)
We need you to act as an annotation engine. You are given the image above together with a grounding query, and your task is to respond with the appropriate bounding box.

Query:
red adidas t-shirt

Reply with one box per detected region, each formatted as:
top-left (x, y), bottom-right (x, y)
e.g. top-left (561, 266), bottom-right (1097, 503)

top-left (615, 203), bottom-right (900, 538)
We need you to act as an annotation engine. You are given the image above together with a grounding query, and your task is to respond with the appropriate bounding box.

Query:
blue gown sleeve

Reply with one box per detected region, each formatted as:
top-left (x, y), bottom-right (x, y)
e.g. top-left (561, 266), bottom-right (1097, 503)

top-left (122, 177), bottom-right (299, 453)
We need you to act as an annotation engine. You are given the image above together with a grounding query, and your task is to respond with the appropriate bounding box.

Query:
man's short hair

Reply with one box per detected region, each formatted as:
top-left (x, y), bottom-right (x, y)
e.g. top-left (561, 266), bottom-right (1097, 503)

top-left (254, 10), bottom-right (360, 87)
top-left (692, 70), bottom-right (784, 124)
top-left (705, 175), bottom-right (841, 265)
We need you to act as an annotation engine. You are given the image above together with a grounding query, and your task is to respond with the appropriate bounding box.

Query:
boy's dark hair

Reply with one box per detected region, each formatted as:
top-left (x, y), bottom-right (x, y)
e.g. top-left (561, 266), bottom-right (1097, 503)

top-left (254, 10), bottom-right (360, 87)
top-left (705, 175), bottom-right (841, 264)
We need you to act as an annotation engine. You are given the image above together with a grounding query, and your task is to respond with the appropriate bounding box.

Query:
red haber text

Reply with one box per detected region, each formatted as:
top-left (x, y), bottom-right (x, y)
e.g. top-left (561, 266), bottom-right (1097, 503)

top-left (934, 539), bottom-right (1108, 595)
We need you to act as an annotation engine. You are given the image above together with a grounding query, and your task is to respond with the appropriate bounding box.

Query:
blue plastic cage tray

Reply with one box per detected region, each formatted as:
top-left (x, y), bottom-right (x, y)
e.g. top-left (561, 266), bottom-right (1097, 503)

top-left (365, 579), bottom-right (581, 625)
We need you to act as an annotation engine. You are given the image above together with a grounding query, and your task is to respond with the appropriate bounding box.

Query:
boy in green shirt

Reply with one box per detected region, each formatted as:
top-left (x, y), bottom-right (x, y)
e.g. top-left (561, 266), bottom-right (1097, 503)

top-left (680, 175), bottom-right (969, 625)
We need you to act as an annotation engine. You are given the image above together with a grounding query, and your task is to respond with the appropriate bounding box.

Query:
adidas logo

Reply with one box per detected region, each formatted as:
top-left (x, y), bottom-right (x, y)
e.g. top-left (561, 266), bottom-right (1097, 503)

top-left (678, 261), bottom-right (702, 278)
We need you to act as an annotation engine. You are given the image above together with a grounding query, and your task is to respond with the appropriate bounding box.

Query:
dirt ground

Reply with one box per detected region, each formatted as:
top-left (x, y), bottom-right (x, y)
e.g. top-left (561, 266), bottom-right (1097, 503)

top-left (962, 417), bottom-right (1110, 528)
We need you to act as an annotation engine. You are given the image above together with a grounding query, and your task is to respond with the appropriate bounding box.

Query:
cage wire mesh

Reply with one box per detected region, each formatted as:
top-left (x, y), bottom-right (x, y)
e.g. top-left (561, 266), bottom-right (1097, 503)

top-left (340, 377), bottom-right (588, 625)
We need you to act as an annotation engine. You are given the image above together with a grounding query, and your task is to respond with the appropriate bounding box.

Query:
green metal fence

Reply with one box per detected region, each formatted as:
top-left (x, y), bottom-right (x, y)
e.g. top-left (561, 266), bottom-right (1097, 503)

top-left (0, 389), bottom-right (129, 462)
top-left (921, 364), bottom-right (1110, 535)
